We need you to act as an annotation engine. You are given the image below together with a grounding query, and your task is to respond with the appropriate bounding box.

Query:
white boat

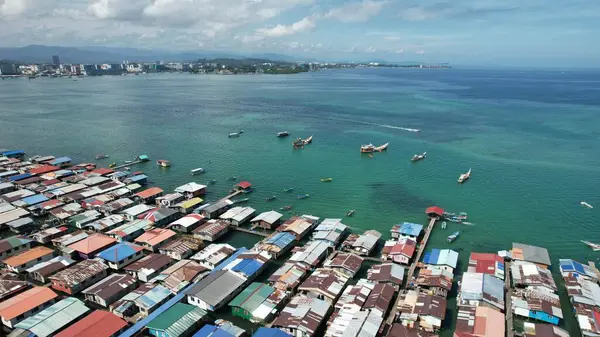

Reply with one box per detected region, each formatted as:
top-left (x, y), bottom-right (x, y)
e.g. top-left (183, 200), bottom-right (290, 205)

top-left (458, 168), bottom-right (471, 183)
top-left (229, 132), bottom-right (240, 138)
top-left (441, 221), bottom-right (447, 229)
top-left (581, 201), bottom-right (594, 209)
top-left (581, 240), bottom-right (600, 251)
top-left (191, 168), bottom-right (205, 175)
top-left (411, 152), bottom-right (427, 162)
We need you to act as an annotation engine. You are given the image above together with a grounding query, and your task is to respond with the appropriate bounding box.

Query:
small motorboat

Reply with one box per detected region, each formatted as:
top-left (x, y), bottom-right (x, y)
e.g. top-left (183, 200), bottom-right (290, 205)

top-left (157, 159), bottom-right (171, 167)
top-left (360, 144), bottom-right (375, 153)
top-left (124, 167), bottom-right (130, 171)
top-left (109, 162), bottom-right (116, 168)
top-left (191, 168), bottom-right (205, 175)
top-left (321, 178), bottom-right (333, 182)
top-left (297, 194), bottom-right (310, 199)
top-left (347, 210), bottom-right (355, 217)
top-left (284, 188), bottom-right (294, 193)
top-left (280, 205), bottom-right (293, 211)
top-left (411, 152), bottom-right (427, 162)
top-left (96, 154), bottom-right (108, 160)
top-left (441, 221), bottom-right (447, 229)
top-left (581, 201), bottom-right (594, 209)
top-left (265, 196), bottom-right (277, 201)
top-left (241, 188), bottom-right (254, 194)
top-left (581, 240), bottom-right (600, 251)
top-left (447, 231), bottom-right (460, 243)
top-left (209, 180), bottom-right (217, 185)
top-left (227, 176), bottom-right (238, 181)
top-left (229, 132), bottom-right (240, 138)
top-left (293, 136), bottom-right (313, 148)
top-left (458, 168), bottom-right (471, 183)
top-left (233, 198), bottom-right (250, 204)
top-left (278, 131), bottom-right (289, 137)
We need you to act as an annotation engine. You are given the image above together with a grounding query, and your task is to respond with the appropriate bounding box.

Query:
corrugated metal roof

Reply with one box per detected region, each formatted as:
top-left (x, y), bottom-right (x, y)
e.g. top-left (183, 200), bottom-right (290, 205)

top-left (229, 282), bottom-right (275, 312)
top-left (185, 270), bottom-right (245, 307)
top-left (147, 303), bottom-right (207, 336)
top-left (193, 324), bottom-right (235, 337)
top-left (3, 246), bottom-right (54, 267)
top-left (6, 217), bottom-right (33, 229)
top-left (252, 328), bottom-right (292, 337)
top-left (14, 297), bottom-right (89, 337)
top-left (423, 249), bottom-right (459, 269)
top-left (97, 242), bottom-right (144, 262)
top-left (134, 285), bottom-right (172, 310)
top-left (54, 310), bottom-right (127, 337)
top-left (230, 258), bottom-right (264, 277)
top-left (0, 287), bottom-right (58, 320)
top-left (68, 233), bottom-right (116, 254)
top-left (135, 228), bottom-right (177, 246)
top-left (0, 235), bottom-right (33, 254)
top-left (251, 210), bottom-right (283, 224)
top-left (108, 219), bottom-right (153, 238)
top-left (49, 259), bottom-right (108, 286)
top-left (264, 232), bottom-right (295, 249)
top-left (175, 182), bottom-right (206, 193)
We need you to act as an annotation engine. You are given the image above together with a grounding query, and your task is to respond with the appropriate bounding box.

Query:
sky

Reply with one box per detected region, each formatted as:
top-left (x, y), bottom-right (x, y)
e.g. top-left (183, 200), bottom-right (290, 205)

top-left (0, 0), bottom-right (599, 65)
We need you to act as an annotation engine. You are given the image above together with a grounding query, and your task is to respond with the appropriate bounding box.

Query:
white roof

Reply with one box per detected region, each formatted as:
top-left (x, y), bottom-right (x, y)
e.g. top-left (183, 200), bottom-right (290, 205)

top-left (460, 272), bottom-right (484, 300)
top-left (170, 215), bottom-right (203, 228)
top-left (121, 204), bottom-right (154, 217)
top-left (220, 207), bottom-right (255, 221)
top-left (0, 208), bottom-right (30, 225)
top-left (191, 243), bottom-right (235, 266)
top-left (175, 182), bottom-right (206, 193)
top-left (251, 210), bottom-right (283, 224)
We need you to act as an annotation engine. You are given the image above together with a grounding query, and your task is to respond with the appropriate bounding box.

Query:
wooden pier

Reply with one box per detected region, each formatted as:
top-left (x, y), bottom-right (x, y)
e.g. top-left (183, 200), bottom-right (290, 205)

top-left (220, 190), bottom-right (242, 201)
top-left (505, 260), bottom-right (514, 337)
top-left (112, 159), bottom-right (144, 170)
top-left (229, 225), bottom-right (270, 237)
top-left (385, 216), bottom-right (438, 326)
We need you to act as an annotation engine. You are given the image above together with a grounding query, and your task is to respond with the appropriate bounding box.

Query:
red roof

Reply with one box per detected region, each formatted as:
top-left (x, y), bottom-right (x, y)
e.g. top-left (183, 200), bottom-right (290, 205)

top-left (390, 239), bottom-right (417, 257)
top-left (55, 310), bottom-right (127, 337)
top-left (470, 253), bottom-right (503, 275)
top-left (42, 179), bottom-right (61, 186)
top-left (135, 187), bottom-right (164, 199)
top-left (29, 165), bottom-right (60, 175)
top-left (91, 168), bottom-right (114, 176)
top-left (425, 206), bottom-right (444, 216)
top-left (237, 181), bottom-right (252, 189)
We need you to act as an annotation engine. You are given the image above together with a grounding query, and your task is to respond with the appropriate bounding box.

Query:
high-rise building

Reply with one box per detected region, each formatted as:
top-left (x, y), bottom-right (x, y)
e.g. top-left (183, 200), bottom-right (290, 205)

top-left (52, 55), bottom-right (60, 65)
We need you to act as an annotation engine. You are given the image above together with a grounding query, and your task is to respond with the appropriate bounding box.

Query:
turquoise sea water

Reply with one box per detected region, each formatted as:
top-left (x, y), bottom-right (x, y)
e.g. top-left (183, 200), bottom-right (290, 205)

top-left (1, 68), bottom-right (600, 335)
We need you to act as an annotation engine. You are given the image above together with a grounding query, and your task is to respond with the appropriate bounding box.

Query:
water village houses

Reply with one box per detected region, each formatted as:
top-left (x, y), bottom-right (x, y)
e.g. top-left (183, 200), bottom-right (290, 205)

top-left (191, 243), bottom-right (236, 270)
top-left (139, 207), bottom-right (181, 227)
top-left (160, 260), bottom-right (208, 293)
top-left (220, 206), bottom-right (256, 226)
top-left (169, 213), bottom-right (205, 233)
top-left (158, 236), bottom-right (202, 260)
top-left (2, 246), bottom-right (55, 273)
top-left (134, 228), bottom-right (177, 252)
top-left (511, 260), bottom-right (557, 292)
top-left (458, 272), bottom-right (505, 311)
top-left (82, 273), bottom-right (137, 307)
top-left (271, 294), bottom-right (331, 337)
top-left (125, 253), bottom-right (174, 282)
top-left (559, 259), bottom-right (600, 336)
top-left (0, 236), bottom-right (33, 260)
top-left (88, 214), bottom-right (126, 232)
top-left (49, 259), bottom-right (109, 295)
top-left (455, 305), bottom-right (505, 337)
top-left (176, 197), bottom-right (203, 214)
top-left (250, 210), bottom-right (283, 230)
top-left (311, 218), bottom-right (347, 247)
top-left (342, 230), bottom-right (382, 256)
top-left (186, 269), bottom-right (246, 311)
top-left (288, 240), bottom-right (331, 268)
top-left (110, 282), bottom-right (156, 318)
top-left (54, 309), bottom-right (128, 337)
top-left (0, 273), bottom-right (29, 301)
top-left (398, 290), bottom-right (448, 332)
top-left (146, 303), bottom-right (208, 337)
top-left (135, 187), bottom-right (164, 203)
top-left (156, 192), bottom-right (185, 207)
top-left (277, 215), bottom-right (319, 241)
top-left (31, 226), bottom-right (68, 244)
top-left (97, 242), bottom-right (145, 270)
top-left (323, 252), bottom-right (364, 279)
top-left (416, 265), bottom-right (454, 297)
top-left (422, 248), bottom-right (460, 272)
top-left (14, 297), bottom-right (90, 337)
top-left (174, 182), bottom-right (207, 198)
top-left (52, 231), bottom-right (88, 249)
top-left (256, 232), bottom-right (296, 258)
top-left (26, 256), bottom-right (75, 283)
top-left (121, 204), bottom-right (155, 221)
top-left (268, 261), bottom-right (310, 292)
top-left (298, 268), bottom-right (349, 304)
top-left (229, 282), bottom-right (289, 324)
top-left (69, 209), bottom-right (101, 228)
top-left (222, 250), bottom-right (271, 281)
top-left (193, 219), bottom-right (230, 242)
top-left (201, 199), bottom-right (233, 219)
top-left (101, 198), bottom-right (134, 215)
top-left (468, 252), bottom-right (505, 280)
top-left (511, 242), bottom-right (552, 268)
top-left (391, 222), bottom-right (424, 240)
top-left (381, 238), bottom-right (417, 265)
top-left (108, 219), bottom-right (153, 242)
top-left (67, 233), bottom-right (117, 259)
top-left (135, 284), bottom-right (172, 316)
top-left (0, 287), bottom-right (59, 328)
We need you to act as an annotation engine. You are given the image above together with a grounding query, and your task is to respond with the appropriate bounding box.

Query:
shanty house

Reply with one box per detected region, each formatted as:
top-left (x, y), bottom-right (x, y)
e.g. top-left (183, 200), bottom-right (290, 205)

top-left (191, 243), bottom-right (236, 270)
top-left (366, 263), bottom-right (406, 288)
top-left (14, 297), bottom-right (89, 337)
top-left (298, 268), bottom-right (349, 304)
top-left (134, 228), bottom-right (177, 252)
top-left (186, 270), bottom-right (246, 311)
top-left (69, 210), bottom-right (102, 229)
top-left (68, 233), bottom-right (117, 259)
top-left (82, 273), bottom-right (137, 307)
top-left (0, 273), bottom-right (30, 301)
top-left (31, 226), bottom-right (69, 244)
top-left (256, 232), bottom-right (296, 258)
top-left (271, 294), bottom-right (331, 337)
top-left (156, 192), bottom-right (185, 207)
top-left (26, 256), bottom-right (75, 283)
top-left (158, 236), bottom-right (202, 260)
top-left (458, 272), bottom-right (505, 311)
top-left (220, 206), bottom-right (256, 226)
top-left (108, 219), bottom-right (153, 242)
top-left (511, 243), bottom-right (552, 268)
top-left (0, 286), bottom-right (58, 328)
top-left (50, 259), bottom-right (109, 295)
top-left (176, 197), bottom-right (203, 214)
top-left (121, 204), bottom-right (155, 221)
top-left (146, 303), bottom-right (208, 337)
top-left (169, 214), bottom-right (205, 233)
top-left (0, 236), bottom-right (34, 260)
top-left (511, 260), bottom-right (557, 292)
top-left (97, 242), bottom-right (145, 270)
top-left (416, 265), bottom-right (454, 297)
top-left (134, 187), bottom-right (164, 203)
top-left (341, 230), bottom-right (381, 256)
top-left (398, 290), bottom-right (447, 332)
top-left (2, 246), bottom-right (55, 273)
top-left (288, 240), bottom-right (330, 268)
top-left (192, 219), bottom-right (230, 242)
top-left (251, 210), bottom-right (283, 230)
top-left (381, 238), bottom-right (417, 265)
top-left (323, 252), bottom-right (364, 279)
top-left (468, 252), bottom-right (505, 280)
top-left (391, 222), bottom-right (424, 240)
top-left (222, 250), bottom-right (271, 281)
top-left (230, 282), bottom-right (289, 323)
top-left (88, 214), bottom-right (126, 232)
top-left (311, 219), bottom-right (347, 247)
top-left (160, 260), bottom-right (208, 293)
top-left (423, 248), bottom-right (459, 272)
top-left (134, 284), bottom-right (172, 316)
top-left (174, 182), bottom-right (207, 198)
top-left (125, 253), bottom-right (174, 282)
top-left (139, 207), bottom-right (181, 227)
top-left (268, 261), bottom-right (310, 292)
top-left (201, 199), bottom-right (233, 219)
top-left (277, 215), bottom-right (319, 241)
top-left (54, 310), bottom-right (127, 337)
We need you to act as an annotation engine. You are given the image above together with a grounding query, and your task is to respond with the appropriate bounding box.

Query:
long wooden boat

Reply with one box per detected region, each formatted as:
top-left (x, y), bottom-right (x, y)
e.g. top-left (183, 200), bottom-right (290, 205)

top-left (321, 178), bottom-right (333, 182)
top-left (458, 168), bottom-right (471, 183)
top-left (447, 231), bottom-right (460, 242)
top-left (582, 240), bottom-right (600, 251)
top-left (297, 194), bottom-right (310, 199)
top-left (375, 142), bottom-right (389, 152)
top-left (190, 168), bottom-right (205, 175)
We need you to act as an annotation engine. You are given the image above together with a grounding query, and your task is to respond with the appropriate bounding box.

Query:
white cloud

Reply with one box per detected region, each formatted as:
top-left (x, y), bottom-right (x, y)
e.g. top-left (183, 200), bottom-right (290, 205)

top-left (364, 46), bottom-right (376, 52)
top-left (325, 0), bottom-right (387, 22)
top-left (1, 0), bottom-right (29, 16)
top-left (256, 15), bottom-right (316, 37)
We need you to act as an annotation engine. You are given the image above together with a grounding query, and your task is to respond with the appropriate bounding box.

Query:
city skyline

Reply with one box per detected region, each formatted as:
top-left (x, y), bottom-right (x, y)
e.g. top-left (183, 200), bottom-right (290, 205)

top-left (0, 0), bottom-right (599, 67)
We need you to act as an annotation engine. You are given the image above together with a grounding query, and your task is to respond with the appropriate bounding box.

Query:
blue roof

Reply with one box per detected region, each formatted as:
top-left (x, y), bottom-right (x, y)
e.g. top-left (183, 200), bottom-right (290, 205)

top-left (214, 247), bottom-right (248, 271)
top-left (8, 173), bottom-right (32, 182)
top-left (128, 175), bottom-right (148, 182)
top-left (559, 259), bottom-right (595, 279)
top-left (193, 325), bottom-right (235, 337)
top-left (98, 242), bottom-right (143, 262)
top-left (53, 170), bottom-right (74, 177)
top-left (110, 171), bottom-right (129, 178)
top-left (422, 248), bottom-right (459, 268)
top-left (253, 328), bottom-right (292, 337)
top-left (395, 222), bottom-right (424, 236)
top-left (265, 232), bottom-right (295, 249)
top-left (230, 258), bottom-right (263, 277)
top-left (1, 150), bottom-right (24, 157)
top-left (50, 157), bottom-right (71, 165)
top-left (21, 194), bottom-right (49, 206)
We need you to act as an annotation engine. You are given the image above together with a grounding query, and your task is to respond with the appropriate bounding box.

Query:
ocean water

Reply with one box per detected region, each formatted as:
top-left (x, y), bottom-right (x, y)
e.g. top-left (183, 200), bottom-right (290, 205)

top-left (2, 68), bottom-right (600, 335)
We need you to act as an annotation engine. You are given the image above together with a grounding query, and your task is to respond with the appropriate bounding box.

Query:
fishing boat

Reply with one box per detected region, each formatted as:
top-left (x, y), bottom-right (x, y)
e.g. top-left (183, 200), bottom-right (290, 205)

top-left (278, 131), bottom-right (289, 137)
top-left (190, 168), bottom-right (205, 175)
top-left (447, 231), bottom-right (460, 243)
top-left (375, 143), bottom-right (389, 152)
top-left (281, 205), bottom-right (293, 211)
top-left (95, 154), bottom-right (108, 160)
top-left (109, 162), bottom-right (116, 168)
top-left (441, 221), bottom-right (447, 229)
top-left (458, 168), bottom-right (471, 183)
top-left (284, 188), bottom-right (294, 193)
top-left (227, 176), bottom-right (238, 181)
top-left (241, 188), bottom-right (254, 194)
top-left (209, 180), bottom-right (217, 185)
top-left (297, 194), bottom-right (310, 199)
top-left (411, 152), bottom-right (427, 162)
top-left (229, 132), bottom-right (240, 138)
top-left (581, 240), bottom-right (600, 251)
top-left (157, 159), bottom-right (171, 167)
top-left (293, 136), bottom-right (313, 148)
top-left (581, 201), bottom-right (594, 209)
top-left (347, 210), bottom-right (355, 217)
top-left (303, 135), bottom-right (313, 144)
top-left (321, 178), bottom-right (333, 182)
top-left (360, 144), bottom-right (376, 153)
top-left (233, 198), bottom-right (250, 204)
top-left (265, 196), bottom-right (277, 201)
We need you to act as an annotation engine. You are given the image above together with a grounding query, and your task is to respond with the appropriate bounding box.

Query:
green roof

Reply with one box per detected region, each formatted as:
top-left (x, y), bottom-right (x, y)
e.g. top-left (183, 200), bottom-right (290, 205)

top-left (229, 282), bottom-right (274, 312)
top-left (15, 297), bottom-right (89, 337)
top-left (146, 303), bottom-right (206, 336)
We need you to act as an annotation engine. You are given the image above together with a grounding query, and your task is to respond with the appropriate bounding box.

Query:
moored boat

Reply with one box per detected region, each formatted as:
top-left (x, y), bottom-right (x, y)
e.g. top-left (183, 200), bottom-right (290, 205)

top-left (229, 132), bottom-right (240, 138)
top-left (411, 152), bottom-right (427, 162)
top-left (278, 131), bottom-right (289, 137)
top-left (124, 160), bottom-right (133, 164)
top-left (321, 178), bottom-right (333, 182)
top-left (190, 168), bottom-right (205, 175)
top-left (233, 198), bottom-right (250, 204)
top-left (581, 201), bottom-right (594, 209)
top-left (447, 231), bottom-right (460, 242)
top-left (241, 188), bottom-right (254, 194)
top-left (347, 209), bottom-right (355, 217)
top-left (281, 205), bottom-right (293, 211)
top-left (303, 135), bottom-right (313, 144)
top-left (581, 240), bottom-right (600, 251)
top-left (96, 154), bottom-right (108, 160)
top-left (265, 196), bottom-right (276, 201)
top-left (227, 176), bottom-right (238, 181)
top-left (375, 142), bottom-right (389, 152)
top-left (458, 168), bottom-right (471, 183)
top-left (157, 159), bottom-right (171, 167)
top-left (297, 194), bottom-right (310, 199)
top-left (441, 221), bottom-right (447, 229)
top-left (360, 144), bottom-right (375, 153)
top-left (284, 188), bottom-right (294, 193)
top-left (293, 136), bottom-right (313, 148)
top-left (109, 162), bottom-right (116, 168)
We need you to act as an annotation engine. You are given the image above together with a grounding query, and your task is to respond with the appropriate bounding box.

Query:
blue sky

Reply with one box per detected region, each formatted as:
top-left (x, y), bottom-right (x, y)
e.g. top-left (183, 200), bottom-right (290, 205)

top-left (0, 0), bottom-right (599, 66)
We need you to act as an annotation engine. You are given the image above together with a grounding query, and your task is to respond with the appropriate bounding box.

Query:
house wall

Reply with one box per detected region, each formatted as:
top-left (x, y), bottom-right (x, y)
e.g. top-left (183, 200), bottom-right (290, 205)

top-left (231, 307), bottom-right (252, 321)
top-left (8, 253), bottom-right (54, 273)
top-left (107, 251), bottom-right (144, 270)
top-left (391, 254), bottom-right (410, 265)
top-left (0, 298), bottom-right (57, 328)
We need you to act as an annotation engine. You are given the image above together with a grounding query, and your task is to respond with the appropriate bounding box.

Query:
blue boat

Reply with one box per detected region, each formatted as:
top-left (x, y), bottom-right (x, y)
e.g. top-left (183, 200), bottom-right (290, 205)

top-left (297, 194), bottom-right (310, 199)
top-left (447, 231), bottom-right (460, 243)
top-left (241, 188), bottom-right (254, 194)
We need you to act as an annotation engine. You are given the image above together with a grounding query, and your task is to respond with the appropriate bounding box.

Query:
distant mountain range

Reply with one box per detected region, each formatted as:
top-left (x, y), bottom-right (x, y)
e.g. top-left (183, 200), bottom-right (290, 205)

top-left (0, 45), bottom-right (316, 64)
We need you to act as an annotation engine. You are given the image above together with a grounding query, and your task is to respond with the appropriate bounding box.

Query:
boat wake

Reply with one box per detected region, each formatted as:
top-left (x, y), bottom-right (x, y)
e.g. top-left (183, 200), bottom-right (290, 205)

top-left (315, 115), bottom-right (421, 133)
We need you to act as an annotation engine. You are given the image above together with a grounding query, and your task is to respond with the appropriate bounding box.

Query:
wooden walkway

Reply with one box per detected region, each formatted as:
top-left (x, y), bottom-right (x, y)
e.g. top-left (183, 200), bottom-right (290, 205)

top-left (230, 225), bottom-right (270, 237)
top-left (386, 217), bottom-right (437, 326)
top-left (505, 260), bottom-right (514, 337)
top-left (221, 190), bottom-right (242, 201)
top-left (112, 159), bottom-right (144, 170)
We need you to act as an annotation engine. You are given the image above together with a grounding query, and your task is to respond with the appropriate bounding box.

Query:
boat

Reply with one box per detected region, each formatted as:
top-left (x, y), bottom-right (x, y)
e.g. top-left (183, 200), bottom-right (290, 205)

top-left (157, 160), bottom-right (171, 167)
top-left (581, 201), bottom-right (594, 209)
top-left (280, 205), bottom-right (293, 211)
top-left (227, 176), bottom-right (238, 181)
top-left (347, 210), bottom-right (355, 217)
top-left (229, 132), bottom-right (240, 138)
top-left (458, 168), bottom-right (471, 183)
top-left (411, 152), bottom-right (427, 162)
top-left (375, 143), bottom-right (389, 152)
top-left (124, 167), bottom-right (130, 171)
top-left (441, 221), bottom-right (447, 229)
top-left (209, 180), bottom-right (217, 185)
top-left (293, 136), bottom-right (313, 148)
top-left (321, 178), bottom-right (333, 182)
top-left (190, 168), bottom-right (205, 175)
top-left (265, 196), bottom-right (277, 201)
top-left (581, 240), bottom-right (600, 251)
top-left (109, 162), bottom-right (116, 168)
top-left (233, 198), bottom-right (250, 204)
top-left (95, 154), bottom-right (108, 160)
top-left (360, 144), bottom-right (376, 153)
top-left (284, 188), bottom-right (294, 193)
top-left (278, 131), bottom-right (289, 137)
top-left (297, 194), bottom-right (310, 199)
top-left (447, 231), bottom-right (460, 243)
top-left (241, 188), bottom-right (254, 194)
top-left (303, 135), bottom-right (313, 144)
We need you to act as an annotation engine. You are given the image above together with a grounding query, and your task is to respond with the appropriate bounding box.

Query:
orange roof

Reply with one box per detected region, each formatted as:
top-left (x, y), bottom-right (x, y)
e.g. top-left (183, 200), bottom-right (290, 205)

top-left (135, 187), bottom-right (164, 199)
top-left (0, 286), bottom-right (58, 320)
top-left (68, 233), bottom-right (116, 254)
top-left (29, 165), bottom-right (59, 175)
top-left (55, 310), bottom-right (127, 337)
top-left (134, 228), bottom-right (176, 247)
top-left (475, 306), bottom-right (505, 337)
top-left (2, 246), bottom-right (54, 267)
